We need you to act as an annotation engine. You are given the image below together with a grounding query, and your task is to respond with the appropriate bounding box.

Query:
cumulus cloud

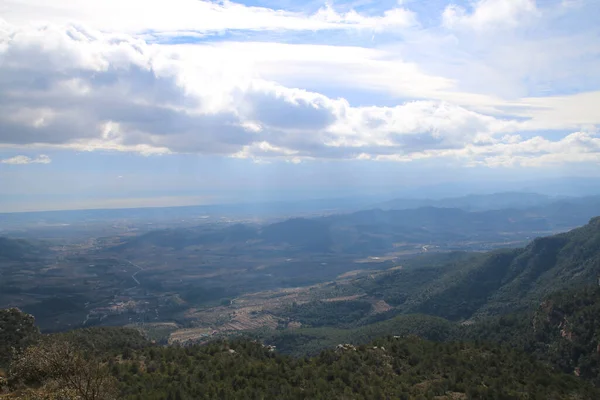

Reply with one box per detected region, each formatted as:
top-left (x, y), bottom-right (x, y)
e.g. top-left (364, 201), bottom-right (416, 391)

top-left (0, 155), bottom-right (51, 165)
top-left (4, 22), bottom-right (510, 161)
top-left (0, 23), bottom-right (522, 161)
top-left (453, 130), bottom-right (600, 167)
top-left (0, 3), bottom-right (598, 169)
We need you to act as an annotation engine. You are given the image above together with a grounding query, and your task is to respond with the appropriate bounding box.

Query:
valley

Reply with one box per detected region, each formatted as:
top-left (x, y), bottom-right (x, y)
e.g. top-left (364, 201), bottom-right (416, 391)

top-left (4, 193), bottom-right (600, 398)
top-left (3, 194), bottom-right (600, 347)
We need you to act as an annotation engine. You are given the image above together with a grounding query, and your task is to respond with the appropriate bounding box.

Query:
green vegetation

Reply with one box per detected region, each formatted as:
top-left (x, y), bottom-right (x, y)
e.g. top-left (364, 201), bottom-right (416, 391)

top-left (262, 285), bottom-right (600, 389)
top-left (352, 252), bottom-right (480, 309)
top-left (260, 314), bottom-right (456, 357)
top-left (5, 330), bottom-right (598, 399)
top-left (4, 274), bottom-right (600, 397)
top-left (456, 286), bottom-right (600, 387)
top-left (1, 311), bottom-right (149, 399)
top-left (340, 217), bottom-right (600, 322)
top-left (52, 326), bottom-right (150, 354)
top-left (4, 304), bottom-right (600, 399)
top-left (279, 300), bottom-right (373, 328)
top-left (118, 202), bottom-right (600, 255)
top-left (112, 337), bottom-right (600, 399)
top-left (0, 237), bottom-right (45, 261)
top-left (0, 308), bottom-right (40, 369)
top-left (7, 336), bottom-right (119, 400)
top-left (4, 211), bottom-right (600, 398)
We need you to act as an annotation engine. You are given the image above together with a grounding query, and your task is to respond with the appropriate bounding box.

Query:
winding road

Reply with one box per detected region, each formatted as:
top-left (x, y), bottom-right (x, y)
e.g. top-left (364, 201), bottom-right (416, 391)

top-left (126, 260), bottom-right (145, 285)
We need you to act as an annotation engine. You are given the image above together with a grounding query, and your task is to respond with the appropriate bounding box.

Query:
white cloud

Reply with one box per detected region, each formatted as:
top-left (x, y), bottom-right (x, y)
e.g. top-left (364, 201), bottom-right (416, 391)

top-left (561, 0), bottom-right (585, 9)
top-left (313, 4), bottom-right (417, 32)
top-left (3, 23), bottom-right (478, 160)
top-left (442, 0), bottom-right (538, 31)
top-left (515, 91), bottom-right (600, 129)
top-left (192, 42), bottom-right (455, 102)
top-left (468, 130), bottom-right (600, 167)
top-left (0, 0), bottom-right (416, 36)
top-left (0, 154), bottom-right (51, 164)
top-left (387, 129), bottom-right (600, 168)
top-left (0, 0), bottom-right (598, 170)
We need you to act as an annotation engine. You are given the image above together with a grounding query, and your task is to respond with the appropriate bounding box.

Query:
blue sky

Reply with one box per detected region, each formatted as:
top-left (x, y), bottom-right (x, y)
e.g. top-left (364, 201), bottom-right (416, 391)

top-left (0, 0), bottom-right (599, 212)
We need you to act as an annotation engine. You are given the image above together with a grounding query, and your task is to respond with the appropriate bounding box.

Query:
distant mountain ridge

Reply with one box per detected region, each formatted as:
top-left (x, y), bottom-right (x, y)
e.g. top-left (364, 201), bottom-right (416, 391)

top-left (116, 197), bottom-right (600, 254)
top-left (377, 192), bottom-right (562, 211)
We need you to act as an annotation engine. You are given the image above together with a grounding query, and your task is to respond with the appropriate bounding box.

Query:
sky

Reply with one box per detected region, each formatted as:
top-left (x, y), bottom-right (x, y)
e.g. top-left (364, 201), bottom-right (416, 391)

top-left (0, 0), bottom-right (599, 212)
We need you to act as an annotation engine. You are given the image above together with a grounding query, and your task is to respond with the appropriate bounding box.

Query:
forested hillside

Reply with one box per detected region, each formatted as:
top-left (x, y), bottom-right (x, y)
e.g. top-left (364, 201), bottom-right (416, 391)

top-left (258, 314), bottom-right (455, 357)
top-left (4, 289), bottom-right (600, 398)
top-left (457, 286), bottom-right (600, 387)
top-left (110, 337), bottom-right (598, 400)
top-left (347, 217), bottom-right (600, 322)
top-left (0, 308), bottom-right (39, 369)
top-left (0, 238), bottom-right (45, 261)
top-left (2, 311), bottom-right (598, 400)
top-left (260, 286), bottom-right (600, 378)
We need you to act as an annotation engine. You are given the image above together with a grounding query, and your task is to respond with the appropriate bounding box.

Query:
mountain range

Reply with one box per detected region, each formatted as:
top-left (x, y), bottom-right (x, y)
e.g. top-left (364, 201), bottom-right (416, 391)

top-left (341, 216), bottom-right (600, 322)
top-left (4, 203), bottom-right (600, 398)
top-left (377, 192), bottom-right (561, 211)
top-left (116, 195), bottom-right (600, 254)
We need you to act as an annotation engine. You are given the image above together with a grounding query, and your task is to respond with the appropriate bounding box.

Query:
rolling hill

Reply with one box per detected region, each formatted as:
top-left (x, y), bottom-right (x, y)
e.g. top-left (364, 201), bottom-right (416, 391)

top-left (0, 237), bottom-right (45, 261)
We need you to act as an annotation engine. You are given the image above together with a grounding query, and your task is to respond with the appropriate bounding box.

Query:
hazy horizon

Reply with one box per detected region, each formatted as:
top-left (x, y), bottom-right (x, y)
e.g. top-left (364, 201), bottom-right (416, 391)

top-left (2, 176), bottom-right (600, 214)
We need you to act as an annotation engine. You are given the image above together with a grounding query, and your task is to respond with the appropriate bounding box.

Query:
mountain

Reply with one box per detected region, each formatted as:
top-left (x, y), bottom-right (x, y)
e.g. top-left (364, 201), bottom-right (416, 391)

top-left (115, 198), bottom-right (600, 255)
top-left (116, 223), bottom-right (259, 250)
top-left (259, 218), bottom-right (333, 252)
top-left (327, 206), bottom-right (549, 244)
top-left (378, 192), bottom-right (558, 211)
top-left (259, 285), bottom-right (600, 390)
top-left (419, 216), bottom-right (600, 320)
top-left (346, 217), bottom-right (600, 322)
top-left (458, 286), bottom-right (600, 387)
top-left (5, 216), bottom-right (600, 398)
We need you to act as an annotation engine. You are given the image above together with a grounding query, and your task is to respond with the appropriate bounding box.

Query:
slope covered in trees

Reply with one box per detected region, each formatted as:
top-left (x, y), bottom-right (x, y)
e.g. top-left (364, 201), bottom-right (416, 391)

top-left (4, 289), bottom-right (600, 397)
top-left (3, 321), bottom-right (598, 400)
top-left (348, 217), bottom-right (600, 322)
top-left (110, 337), bottom-right (599, 400)
top-left (457, 286), bottom-right (600, 387)
top-left (259, 314), bottom-right (456, 357)
top-left (0, 238), bottom-right (45, 261)
top-left (0, 308), bottom-right (40, 369)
